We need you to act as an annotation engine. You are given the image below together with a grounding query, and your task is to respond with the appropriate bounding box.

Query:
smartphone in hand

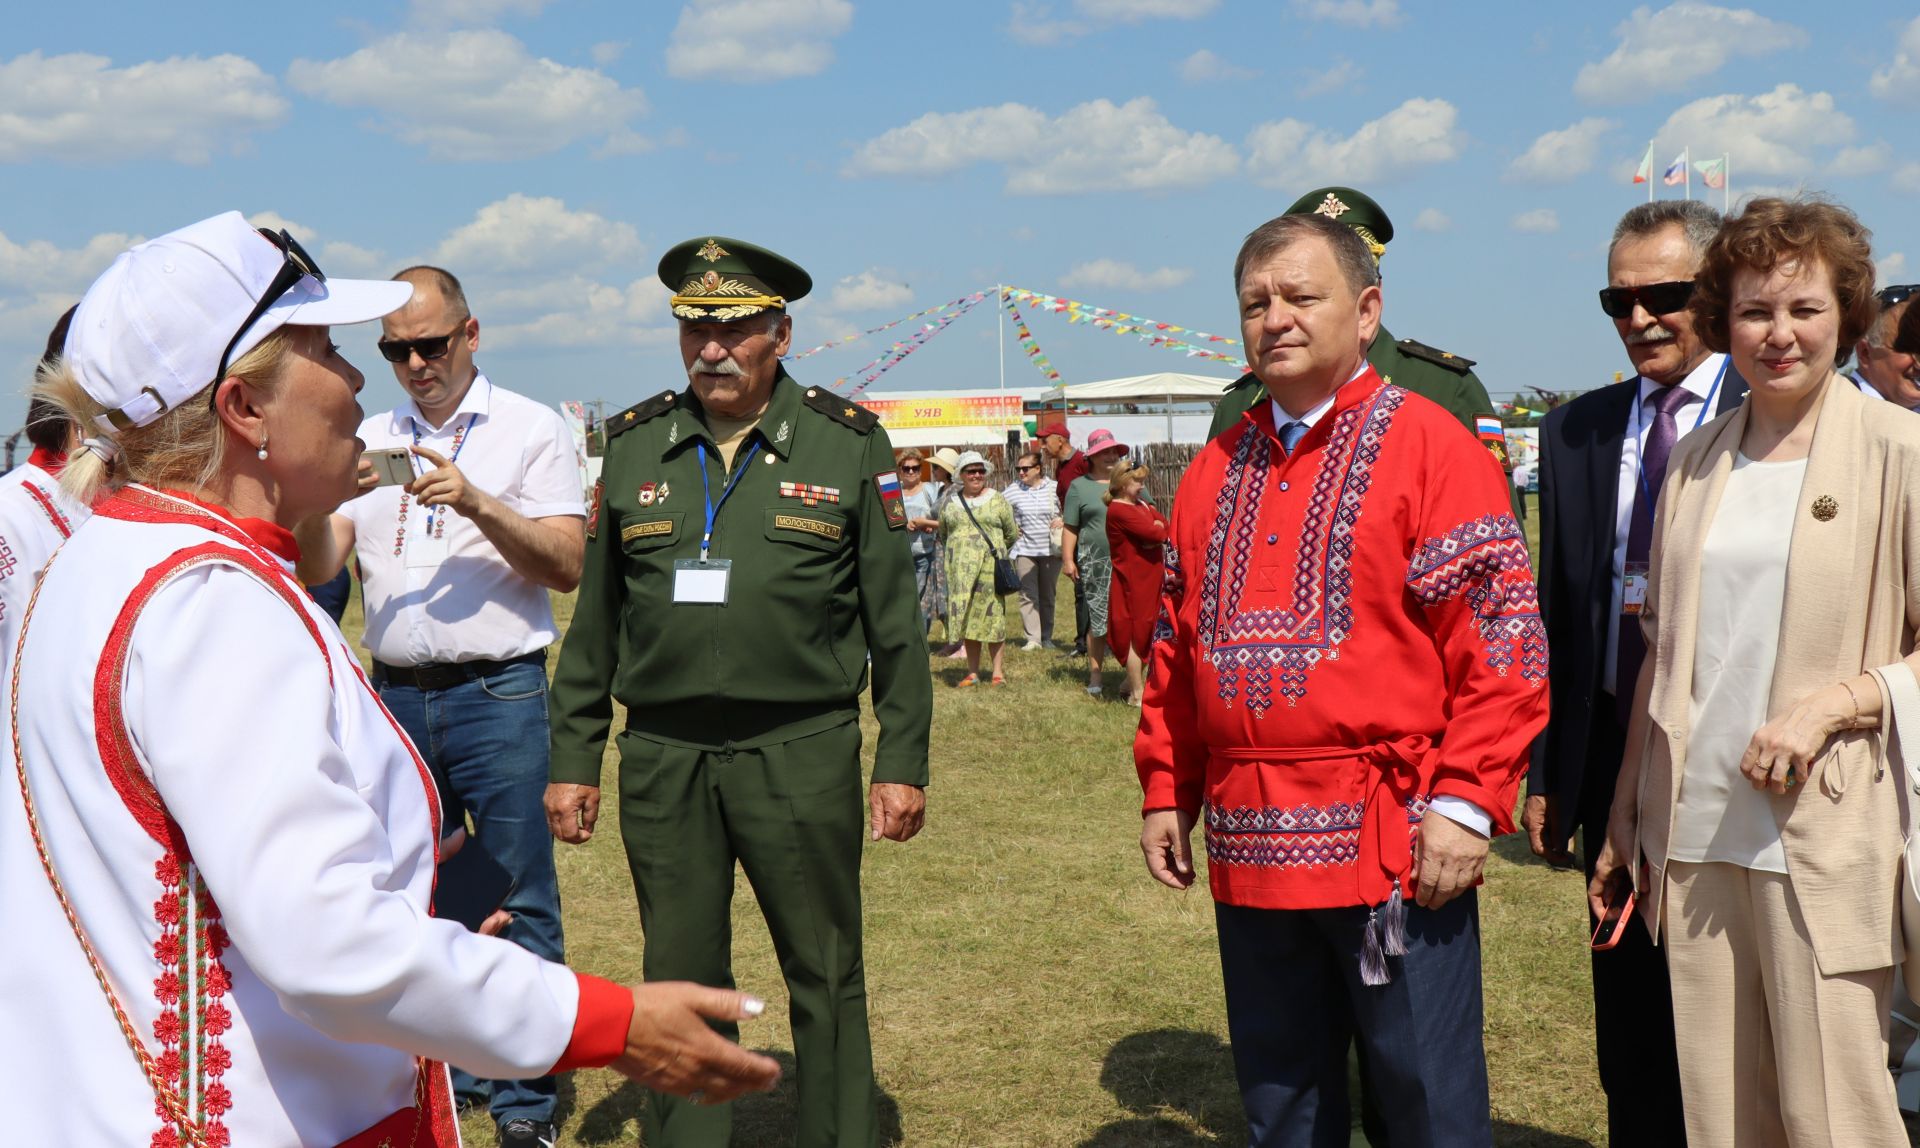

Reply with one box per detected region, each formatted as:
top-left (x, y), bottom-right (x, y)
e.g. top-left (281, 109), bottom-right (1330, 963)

top-left (363, 447), bottom-right (415, 488)
top-left (1591, 885), bottom-right (1636, 951)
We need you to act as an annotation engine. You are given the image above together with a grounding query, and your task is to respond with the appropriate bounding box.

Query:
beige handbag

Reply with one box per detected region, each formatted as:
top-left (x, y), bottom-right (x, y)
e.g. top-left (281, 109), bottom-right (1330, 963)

top-left (1871, 662), bottom-right (1920, 992)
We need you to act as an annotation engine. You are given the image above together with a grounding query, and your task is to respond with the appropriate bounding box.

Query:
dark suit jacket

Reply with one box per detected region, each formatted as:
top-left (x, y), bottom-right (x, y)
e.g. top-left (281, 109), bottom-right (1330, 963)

top-left (1528, 363), bottom-right (1747, 840)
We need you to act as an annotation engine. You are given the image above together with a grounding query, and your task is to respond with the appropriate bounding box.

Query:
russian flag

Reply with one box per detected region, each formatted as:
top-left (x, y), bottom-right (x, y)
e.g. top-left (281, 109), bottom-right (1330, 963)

top-left (1662, 152), bottom-right (1688, 186)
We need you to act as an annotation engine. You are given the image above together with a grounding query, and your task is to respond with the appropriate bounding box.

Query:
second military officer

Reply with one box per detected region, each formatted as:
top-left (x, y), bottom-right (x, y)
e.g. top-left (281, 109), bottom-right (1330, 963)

top-left (545, 237), bottom-right (933, 1148)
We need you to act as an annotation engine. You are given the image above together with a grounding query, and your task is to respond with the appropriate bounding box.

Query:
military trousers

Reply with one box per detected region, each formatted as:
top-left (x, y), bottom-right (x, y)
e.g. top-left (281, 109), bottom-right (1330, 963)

top-left (616, 719), bottom-right (877, 1148)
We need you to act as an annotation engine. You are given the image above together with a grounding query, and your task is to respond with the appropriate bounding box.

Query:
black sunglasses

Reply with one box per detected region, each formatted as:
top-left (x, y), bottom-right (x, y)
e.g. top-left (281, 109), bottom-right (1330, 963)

top-left (377, 320), bottom-right (470, 364)
top-left (209, 228), bottom-right (324, 409)
top-left (899, 463), bottom-right (922, 471)
top-left (1016, 464), bottom-right (1038, 472)
top-left (1878, 284), bottom-right (1918, 307)
top-left (1598, 280), bottom-right (1695, 320)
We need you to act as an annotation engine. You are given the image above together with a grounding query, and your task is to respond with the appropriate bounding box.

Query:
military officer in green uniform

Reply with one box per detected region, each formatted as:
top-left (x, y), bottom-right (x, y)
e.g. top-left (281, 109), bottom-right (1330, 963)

top-left (545, 236), bottom-right (932, 1148)
top-left (1208, 188), bottom-right (1518, 498)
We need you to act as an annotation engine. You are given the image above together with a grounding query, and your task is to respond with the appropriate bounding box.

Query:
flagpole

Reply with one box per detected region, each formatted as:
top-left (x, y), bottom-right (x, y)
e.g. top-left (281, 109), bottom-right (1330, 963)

top-left (997, 284), bottom-right (1006, 401)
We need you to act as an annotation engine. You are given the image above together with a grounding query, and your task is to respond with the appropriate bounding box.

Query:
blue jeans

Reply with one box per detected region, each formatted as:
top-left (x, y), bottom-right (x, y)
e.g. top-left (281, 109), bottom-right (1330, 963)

top-left (378, 658), bottom-right (565, 1126)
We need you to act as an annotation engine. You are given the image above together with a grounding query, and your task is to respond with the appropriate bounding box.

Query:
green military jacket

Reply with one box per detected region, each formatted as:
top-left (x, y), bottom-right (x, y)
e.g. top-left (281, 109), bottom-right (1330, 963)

top-left (548, 369), bottom-right (933, 788)
top-left (1206, 325), bottom-right (1500, 451)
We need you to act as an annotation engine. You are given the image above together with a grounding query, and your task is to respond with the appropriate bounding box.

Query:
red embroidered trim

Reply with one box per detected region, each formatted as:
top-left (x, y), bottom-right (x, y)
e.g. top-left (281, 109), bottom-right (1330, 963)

top-left (20, 480), bottom-right (72, 538)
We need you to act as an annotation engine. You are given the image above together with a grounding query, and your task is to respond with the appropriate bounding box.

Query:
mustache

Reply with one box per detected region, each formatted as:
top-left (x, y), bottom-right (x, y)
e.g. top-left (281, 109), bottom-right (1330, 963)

top-left (689, 358), bottom-right (747, 380)
top-left (1625, 326), bottom-right (1678, 346)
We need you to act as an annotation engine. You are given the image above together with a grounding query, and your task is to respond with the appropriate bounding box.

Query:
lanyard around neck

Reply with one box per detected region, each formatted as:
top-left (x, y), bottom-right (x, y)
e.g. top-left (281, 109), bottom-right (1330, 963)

top-left (697, 440), bottom-right (761, 559)
top-left (410, 413), bottom-right (477, 534)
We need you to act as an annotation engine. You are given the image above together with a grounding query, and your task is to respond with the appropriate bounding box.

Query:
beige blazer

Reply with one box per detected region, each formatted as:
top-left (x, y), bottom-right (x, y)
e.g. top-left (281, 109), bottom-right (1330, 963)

top-left (1630, 376), bottom-right (1920, 976)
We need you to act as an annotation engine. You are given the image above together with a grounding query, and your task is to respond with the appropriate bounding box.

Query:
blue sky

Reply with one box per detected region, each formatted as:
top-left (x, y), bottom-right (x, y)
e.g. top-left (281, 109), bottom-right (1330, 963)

top-left (2, 0), bottom-right (1915, 420)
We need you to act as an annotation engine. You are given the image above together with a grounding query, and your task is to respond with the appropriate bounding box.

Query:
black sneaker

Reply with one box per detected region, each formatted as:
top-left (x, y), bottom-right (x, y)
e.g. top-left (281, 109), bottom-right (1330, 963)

top-left (498, 1118), bottom-right (557, 1148)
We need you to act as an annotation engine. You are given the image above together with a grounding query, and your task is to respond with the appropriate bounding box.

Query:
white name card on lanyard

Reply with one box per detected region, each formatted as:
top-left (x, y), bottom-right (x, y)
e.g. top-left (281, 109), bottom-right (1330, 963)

top-left (672, 440), bottom-right (759, 605)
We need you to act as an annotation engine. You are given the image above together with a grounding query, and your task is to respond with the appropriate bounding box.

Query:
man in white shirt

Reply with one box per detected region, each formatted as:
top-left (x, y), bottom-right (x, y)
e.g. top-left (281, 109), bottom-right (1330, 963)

top-left (296, 266), bottom-right (585, 1148)
top-left (1852, 286), bottom-right (1917, 407)
top-left (1526, 199), bottom-right (1746, 1144)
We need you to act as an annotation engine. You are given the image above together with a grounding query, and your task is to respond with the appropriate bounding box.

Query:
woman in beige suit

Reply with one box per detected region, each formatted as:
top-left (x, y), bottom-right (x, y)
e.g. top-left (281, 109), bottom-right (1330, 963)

top-left (1591, 198), bottom-right (1914, 1146)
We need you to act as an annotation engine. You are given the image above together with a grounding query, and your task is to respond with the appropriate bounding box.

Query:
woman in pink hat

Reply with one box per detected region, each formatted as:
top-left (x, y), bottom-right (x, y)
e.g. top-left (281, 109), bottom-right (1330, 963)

top-left (1062, 429), bottom-right (1129, 696)
top-left (5, 214), bottom-right (777, 1148)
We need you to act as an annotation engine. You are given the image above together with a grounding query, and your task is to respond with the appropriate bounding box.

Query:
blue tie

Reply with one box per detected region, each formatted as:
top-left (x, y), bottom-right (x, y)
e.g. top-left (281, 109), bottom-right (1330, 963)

top-left (1279, 420), bottom-right (1309, 454)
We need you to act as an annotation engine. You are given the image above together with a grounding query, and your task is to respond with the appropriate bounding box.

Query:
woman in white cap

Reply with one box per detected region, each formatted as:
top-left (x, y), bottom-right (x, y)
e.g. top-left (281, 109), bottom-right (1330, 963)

top-left (2, 213), bottom-right (778, 1148)
top-left (937, 449), bottom-right (1017, 685)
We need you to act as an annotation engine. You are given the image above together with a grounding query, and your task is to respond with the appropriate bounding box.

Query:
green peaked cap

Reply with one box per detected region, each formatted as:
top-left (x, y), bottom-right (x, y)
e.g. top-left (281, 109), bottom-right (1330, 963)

top-left (658, 236), bottom-right (813, 323)
top-left (1283, 187), bottom-right (1394, 259)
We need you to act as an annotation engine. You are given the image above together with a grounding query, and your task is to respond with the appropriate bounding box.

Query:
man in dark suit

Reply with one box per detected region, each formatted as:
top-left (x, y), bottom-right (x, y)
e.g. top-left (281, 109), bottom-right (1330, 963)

top-left (1525, 199), bottom-right (1744, 1147)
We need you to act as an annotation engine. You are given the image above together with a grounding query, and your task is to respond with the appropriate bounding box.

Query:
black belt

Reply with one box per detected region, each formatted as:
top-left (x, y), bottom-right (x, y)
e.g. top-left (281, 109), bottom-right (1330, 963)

top-left (373, 650), bottom-right (546, 691)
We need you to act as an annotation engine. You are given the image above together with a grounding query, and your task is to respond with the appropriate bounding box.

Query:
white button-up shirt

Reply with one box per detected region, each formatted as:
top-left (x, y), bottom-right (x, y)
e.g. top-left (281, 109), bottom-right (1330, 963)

top-left (1603, 353), bottom-right (1729, 694)
top-left (341, 373), bottom-right (585, 666)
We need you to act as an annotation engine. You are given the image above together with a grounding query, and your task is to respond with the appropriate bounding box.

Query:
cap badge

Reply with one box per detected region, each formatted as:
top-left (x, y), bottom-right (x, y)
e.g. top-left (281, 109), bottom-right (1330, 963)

top-left (1314, 193), bottom-right (1350, 219)
top-left (696, 239), bottom-right (729, 264)
top-left (1811, 495), bottom-right (1838, 522)
top-left (701, 269), bottom-right (722, 291)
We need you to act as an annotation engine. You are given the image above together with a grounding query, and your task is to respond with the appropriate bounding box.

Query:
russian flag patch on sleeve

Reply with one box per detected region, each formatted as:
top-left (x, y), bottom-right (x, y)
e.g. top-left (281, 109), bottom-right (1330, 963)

top-left (873, 470), bottom-right (907, 529)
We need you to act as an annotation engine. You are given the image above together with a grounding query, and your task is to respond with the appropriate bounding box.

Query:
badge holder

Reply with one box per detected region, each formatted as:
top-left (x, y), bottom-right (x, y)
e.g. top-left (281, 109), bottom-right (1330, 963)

top-left (1622, 561), bottom-right (1649, 615)
top-left (673, 558), bottom-right (732, 604)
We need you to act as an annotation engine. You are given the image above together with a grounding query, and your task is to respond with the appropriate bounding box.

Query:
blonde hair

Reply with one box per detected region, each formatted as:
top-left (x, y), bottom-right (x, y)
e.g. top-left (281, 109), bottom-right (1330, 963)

top-left (1103, 462), bottom-right (1149, 505)
top-left (37, 329), bottom-right (296, 505)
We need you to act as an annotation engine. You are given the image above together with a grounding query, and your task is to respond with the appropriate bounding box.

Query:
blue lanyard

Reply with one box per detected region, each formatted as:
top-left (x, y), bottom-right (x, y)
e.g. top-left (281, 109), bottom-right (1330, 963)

top-left (1634, 358), bottom-right (1726, 506)
top-left (412, 413), bottom-right (476, 535)
top-left (697, 441), bottom-right (761, 558)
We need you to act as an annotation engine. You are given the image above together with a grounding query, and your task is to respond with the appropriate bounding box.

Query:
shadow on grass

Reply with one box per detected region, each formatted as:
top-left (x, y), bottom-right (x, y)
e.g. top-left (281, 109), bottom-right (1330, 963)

top-left (1077, 1028), bottom-right (1242, 1146)
top-left (571, 1050), bottom-right (903, 1146)
top-left (1489, 831), bottom-right (1584, 873)
top-left (1491, 1121), bottom-right (1596, 1147)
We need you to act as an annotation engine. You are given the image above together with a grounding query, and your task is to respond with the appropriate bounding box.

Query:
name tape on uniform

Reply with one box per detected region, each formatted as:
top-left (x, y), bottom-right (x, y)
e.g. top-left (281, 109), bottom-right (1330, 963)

top-left (622, 519), bottom-right (675, 542)
top-left (773, 514), bottom-right (843, 542)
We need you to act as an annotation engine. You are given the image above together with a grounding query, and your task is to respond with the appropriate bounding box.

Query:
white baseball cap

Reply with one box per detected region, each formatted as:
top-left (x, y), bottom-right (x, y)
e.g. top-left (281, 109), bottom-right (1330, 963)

top-left (66, 211), bottom-right (414, 432)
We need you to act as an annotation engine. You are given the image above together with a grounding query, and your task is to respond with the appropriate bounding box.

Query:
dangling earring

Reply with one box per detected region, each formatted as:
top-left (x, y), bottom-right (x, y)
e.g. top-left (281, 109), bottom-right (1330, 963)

top-left (257, 435), bottom-right (269, 462)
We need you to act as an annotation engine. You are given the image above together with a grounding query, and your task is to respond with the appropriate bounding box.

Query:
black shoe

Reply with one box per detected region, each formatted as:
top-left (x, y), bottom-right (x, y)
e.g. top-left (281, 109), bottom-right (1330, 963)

top-left (1069, 642), bottom-right (1088, 656)
top-left (498, 1118), bottom-right (557, 1147)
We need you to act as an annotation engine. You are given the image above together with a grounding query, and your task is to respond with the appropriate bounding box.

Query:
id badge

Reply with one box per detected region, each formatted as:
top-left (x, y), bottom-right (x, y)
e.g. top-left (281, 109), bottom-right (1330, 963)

top-left (1622, 562), bottom-right (1650, 615)
top-left (406, 527), bottom-right (452, 569)
top-left (673, 558), bottom-right (732, 604)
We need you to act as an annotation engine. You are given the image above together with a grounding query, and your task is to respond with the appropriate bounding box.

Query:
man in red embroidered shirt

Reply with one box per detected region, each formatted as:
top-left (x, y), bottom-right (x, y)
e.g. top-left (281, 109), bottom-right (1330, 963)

top-left (1135, 213), bottom-right (1548, 1147)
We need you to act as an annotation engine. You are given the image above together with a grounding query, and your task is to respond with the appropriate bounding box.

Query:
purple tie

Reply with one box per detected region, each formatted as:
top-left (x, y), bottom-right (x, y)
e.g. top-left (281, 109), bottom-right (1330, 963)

top-left (1616, 383), bottom-right (1696, 724)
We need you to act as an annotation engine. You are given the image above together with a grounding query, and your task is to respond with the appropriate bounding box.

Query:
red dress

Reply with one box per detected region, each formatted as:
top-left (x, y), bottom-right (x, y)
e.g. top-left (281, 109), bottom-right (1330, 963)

top-left (1106, 499), bottom-right (1167, 660)
top-left (1134, 367), bottom-right (1548, 911)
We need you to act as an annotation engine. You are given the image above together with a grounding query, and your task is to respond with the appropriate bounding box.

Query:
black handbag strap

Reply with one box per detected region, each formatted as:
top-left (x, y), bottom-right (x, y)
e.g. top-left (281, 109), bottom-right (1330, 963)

top-left (957, 492), bottom-right (1004, 560)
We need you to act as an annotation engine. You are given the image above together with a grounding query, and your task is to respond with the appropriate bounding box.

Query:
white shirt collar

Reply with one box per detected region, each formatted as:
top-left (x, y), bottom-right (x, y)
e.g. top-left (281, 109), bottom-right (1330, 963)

top-left (1269, 361), bottom-right (1366, 431)
top-left (400, 370), bottom-right (493, 434)
top-left (1636, 353), bottom-right (1724, 407)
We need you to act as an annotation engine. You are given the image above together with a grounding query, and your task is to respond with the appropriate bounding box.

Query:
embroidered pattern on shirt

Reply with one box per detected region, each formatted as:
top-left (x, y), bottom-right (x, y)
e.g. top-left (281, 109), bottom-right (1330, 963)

top-left (149, 854), bottom-right (235, 1148)
top-left (1205, 801), bottom-right (1365, 870)
top-left (1200, 386), bottom-right (1405, 714)
top-left (1405, 514), bottom-right (1548, 683)
top-left (1150, 542), bottom-right (1181, 649)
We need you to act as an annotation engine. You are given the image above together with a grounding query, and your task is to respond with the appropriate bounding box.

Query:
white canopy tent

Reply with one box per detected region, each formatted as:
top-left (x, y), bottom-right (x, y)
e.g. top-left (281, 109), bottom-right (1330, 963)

top-left (1040, 372), bottom-right (1240, 445)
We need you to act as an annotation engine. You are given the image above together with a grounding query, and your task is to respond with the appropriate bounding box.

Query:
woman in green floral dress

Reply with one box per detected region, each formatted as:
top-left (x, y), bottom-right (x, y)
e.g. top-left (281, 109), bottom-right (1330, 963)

top-left (938, 450), bottom-right (1017, 685)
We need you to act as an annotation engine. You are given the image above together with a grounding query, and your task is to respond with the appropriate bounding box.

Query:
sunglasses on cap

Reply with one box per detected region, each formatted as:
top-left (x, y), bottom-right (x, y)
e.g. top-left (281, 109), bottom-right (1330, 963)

top-left (1878, 284), bottom-right (1918, 307)
top-left (1597, 280), bottom-right (1695, 320)
top-left (208, 228), bottom-right (324, 410)
top-left (377, 321), bottom-right (470, 364)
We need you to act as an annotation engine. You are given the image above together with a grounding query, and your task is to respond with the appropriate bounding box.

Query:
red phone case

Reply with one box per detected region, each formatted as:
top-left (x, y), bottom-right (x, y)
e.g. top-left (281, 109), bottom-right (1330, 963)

top-left (1591, 888), bottom-right (1636, 951)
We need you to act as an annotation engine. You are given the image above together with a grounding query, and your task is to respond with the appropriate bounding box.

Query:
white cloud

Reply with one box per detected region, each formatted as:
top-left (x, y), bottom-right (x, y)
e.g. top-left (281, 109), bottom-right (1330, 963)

top-left (1507, 117), bottom-right (1617, 183)
top-left (0, 51), bottom-right (286, 164)
top-left (1099, 0), bottom-right (1219, 17)
top-left (1296, 58), bottom-right (1360, 98)
top-left (1413, 208), bottom-right (1451, 232)
top-left (0, 228), bottom-right (140, 292)
top-left (1244, 97), bottom-right (1462, 187)
top-left (1179, 49), bottom-right (1255, 83)
top-left (1653, 84), bottom-right (1852, 177)
top-left (1007, 3), bottom-right (1085, 45)
top-left (1574, 4), bottom-right (1804, 103)
top-left (479, 276), bottom-right (678, 350)
top-left (1829, 142), bottom-right (1891, 177)
top-left (667, 0), bottom-right (854, 81)
top-left (844, 97), bottom-right (1239, 195)
top-left (1878, 252), bottom-right (1908, 287)
top-left (591, 41), bottom-right (628, 67)
top-left (1870, 16), bottom-right (1920, 100)
top-left (1511, 209), bottom-right (1560, 234)
top-left (288, 30), bottom-right (647, 161)
top-left (1896, 163), bottom-right (1920, 195)
top-left (1290, 0), bottom-right (1402, 28)
top-left (1060, 260), bottom-right (1192, 290)
top-left (828, 270), bottom-right (914, 312)
top-left (409, 0), bottom-right (551, 23)
top-left (434, 194), bottom-right (644, 275)
top-left (243, 213), bottom-right (392, 278)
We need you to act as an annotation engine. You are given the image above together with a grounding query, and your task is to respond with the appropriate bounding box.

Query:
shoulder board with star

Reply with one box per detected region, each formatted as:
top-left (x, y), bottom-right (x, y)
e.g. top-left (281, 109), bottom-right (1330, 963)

top-left (606, 390), bottom-right (679, 438)
top-left (1396, 339), bottom-right (1477, 375)
top-left (801, 386), bottom-right (879, 433)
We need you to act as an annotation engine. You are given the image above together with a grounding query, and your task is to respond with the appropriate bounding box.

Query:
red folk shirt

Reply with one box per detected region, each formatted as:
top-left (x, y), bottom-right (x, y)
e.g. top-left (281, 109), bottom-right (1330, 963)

top-left (1135, 367), bottom-right (1548, 911)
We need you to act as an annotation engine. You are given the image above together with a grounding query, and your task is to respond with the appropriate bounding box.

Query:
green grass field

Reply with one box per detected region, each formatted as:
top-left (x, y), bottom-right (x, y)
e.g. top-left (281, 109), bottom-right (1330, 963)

top-left (349, 495), bottom-right (1621, 1146)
